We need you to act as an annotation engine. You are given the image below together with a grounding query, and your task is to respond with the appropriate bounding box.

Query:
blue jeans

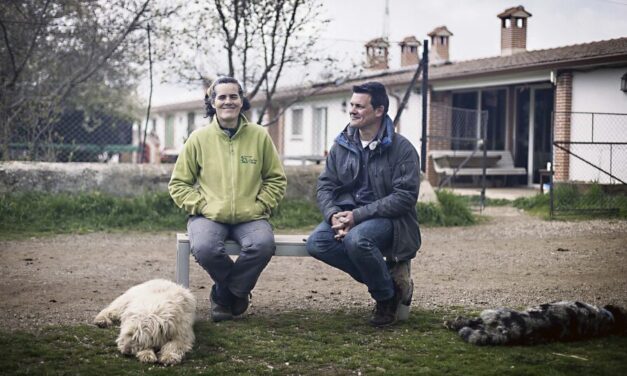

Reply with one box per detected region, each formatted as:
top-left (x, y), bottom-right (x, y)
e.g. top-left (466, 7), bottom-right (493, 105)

top-left (306, 218), bottom-right (394, 301)
top-left (187, 216), bottom-right (275, 300)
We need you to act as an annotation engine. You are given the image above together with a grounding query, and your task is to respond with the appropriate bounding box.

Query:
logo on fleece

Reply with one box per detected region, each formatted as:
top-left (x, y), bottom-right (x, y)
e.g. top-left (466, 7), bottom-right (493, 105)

top-left (240, 155), bottom-right (258, 164)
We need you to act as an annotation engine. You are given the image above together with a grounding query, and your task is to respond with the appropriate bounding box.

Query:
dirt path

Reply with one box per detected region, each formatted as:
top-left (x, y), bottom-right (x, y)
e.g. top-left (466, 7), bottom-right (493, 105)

top-left (1, 206), bottom-right (626, 331)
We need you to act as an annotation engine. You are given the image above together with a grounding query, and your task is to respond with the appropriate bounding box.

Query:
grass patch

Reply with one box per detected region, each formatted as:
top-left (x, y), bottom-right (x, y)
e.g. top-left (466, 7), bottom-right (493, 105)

top-left (513, 183), bottom-right (627, 219)
top-left (459, 195), bottom-right (512, 207)
top-left (417, 190), bottom-right (476, 227)
top-left (2, 310), bottom-right (626, 375)
top-left (269, 199), bottom-right (323, 230)
top-left (0, 190), bottom-right (479, 239)
top-left (0, 191), bottom-right (188, 238)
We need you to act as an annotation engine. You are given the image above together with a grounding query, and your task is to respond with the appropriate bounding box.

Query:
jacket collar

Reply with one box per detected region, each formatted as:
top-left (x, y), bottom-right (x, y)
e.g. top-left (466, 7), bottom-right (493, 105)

top-left (211, 114), bottom-right (249, 138)
top-left (336, 114), bottom-right (395, 151)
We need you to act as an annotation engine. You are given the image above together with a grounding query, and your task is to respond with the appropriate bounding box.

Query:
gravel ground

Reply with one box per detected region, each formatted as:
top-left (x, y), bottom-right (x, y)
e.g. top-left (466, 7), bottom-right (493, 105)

top-left (1, 206), bottom-right (626, 331)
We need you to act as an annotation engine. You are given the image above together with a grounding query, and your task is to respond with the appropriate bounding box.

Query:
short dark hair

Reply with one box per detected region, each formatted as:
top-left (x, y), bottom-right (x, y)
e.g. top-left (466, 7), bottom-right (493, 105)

top-left (204, 76), bottom-right (251, 117)
top-left (352, 81), bottom-right (389, 115)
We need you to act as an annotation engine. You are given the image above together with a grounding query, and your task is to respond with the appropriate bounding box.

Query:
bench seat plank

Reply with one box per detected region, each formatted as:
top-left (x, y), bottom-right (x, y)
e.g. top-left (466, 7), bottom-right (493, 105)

top-left (176, 233), bottom-right (309, 288)
top-left (436, 167), bottom-right (526, 175)
top-left (429, 150), bottom-right (527, 186)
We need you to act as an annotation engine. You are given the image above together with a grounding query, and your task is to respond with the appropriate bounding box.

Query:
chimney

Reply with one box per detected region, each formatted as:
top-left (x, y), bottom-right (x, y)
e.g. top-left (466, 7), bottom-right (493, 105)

top-left (498, 5), bottom-right (532, 56)
top-left (428, 26), bottom-right (453, 64)
top-left (365, 37), bottom-right (390, 70)
top-left (399, 36), bottom-right (421, 67)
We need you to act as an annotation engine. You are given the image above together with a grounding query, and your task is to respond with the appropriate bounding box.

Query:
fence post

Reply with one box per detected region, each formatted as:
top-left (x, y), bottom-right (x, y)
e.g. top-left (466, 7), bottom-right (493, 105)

top-left (591, 113), bottom-right (595, 143)
top-left (550, 110), bottom-right (555, 219)
top-left (420, 39), bottom-right (429, 173)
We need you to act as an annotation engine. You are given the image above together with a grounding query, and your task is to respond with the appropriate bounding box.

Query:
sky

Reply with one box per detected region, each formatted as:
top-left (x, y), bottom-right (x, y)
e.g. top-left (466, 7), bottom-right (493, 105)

top-left (144, 0), bottom-right (627, 106)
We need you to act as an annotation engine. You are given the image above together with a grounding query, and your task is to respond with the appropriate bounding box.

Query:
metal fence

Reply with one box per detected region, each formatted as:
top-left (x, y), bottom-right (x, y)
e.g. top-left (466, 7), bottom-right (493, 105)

top-left (551, 111), bottom-right (627, 217)
top-left (428, 104), bottom-right (488, 152)
top-left (6, 110), bottom-right (138, 163)
top-left (427, 104), bottom-right (490, 206)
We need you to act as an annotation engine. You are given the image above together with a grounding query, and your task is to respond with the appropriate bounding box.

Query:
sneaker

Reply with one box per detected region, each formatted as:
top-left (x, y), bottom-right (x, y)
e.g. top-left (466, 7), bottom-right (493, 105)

top-left (231, 293), bottom-right (251, 316)
top-left (369, 283), bottom-right (401, 327)
top-left (210, 285), bottom-right (233, 322)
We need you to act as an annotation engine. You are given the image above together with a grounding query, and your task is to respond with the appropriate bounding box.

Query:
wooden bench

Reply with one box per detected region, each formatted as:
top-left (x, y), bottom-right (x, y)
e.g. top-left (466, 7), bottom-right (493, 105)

top-left (175, 233), bottom-right (411, 320)
top-left (430, 150), bottom-right (526, 186)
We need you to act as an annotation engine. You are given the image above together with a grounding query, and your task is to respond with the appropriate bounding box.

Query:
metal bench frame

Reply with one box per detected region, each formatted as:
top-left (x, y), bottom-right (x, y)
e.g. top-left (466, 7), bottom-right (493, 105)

top-left (175, 233), bottom-right (411, 320)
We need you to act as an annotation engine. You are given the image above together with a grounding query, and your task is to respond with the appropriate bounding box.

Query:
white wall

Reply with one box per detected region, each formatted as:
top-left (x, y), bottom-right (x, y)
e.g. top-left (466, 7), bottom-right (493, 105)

top-left (569, 68), bottom-right (627, 183)
top-left (281, 87), bottom-right (423, 163)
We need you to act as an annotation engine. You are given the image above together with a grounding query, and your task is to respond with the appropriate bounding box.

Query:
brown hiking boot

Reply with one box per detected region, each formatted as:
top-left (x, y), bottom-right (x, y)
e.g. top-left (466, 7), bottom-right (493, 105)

top-left (369, 283), bottom-right (402, 327)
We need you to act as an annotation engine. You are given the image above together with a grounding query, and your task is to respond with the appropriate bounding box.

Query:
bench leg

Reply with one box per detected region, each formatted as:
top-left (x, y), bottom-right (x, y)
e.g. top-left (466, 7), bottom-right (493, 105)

top-left (389, 260), bottom-right (412, 321)
top-left (176, 240), bottom-right (190, 288)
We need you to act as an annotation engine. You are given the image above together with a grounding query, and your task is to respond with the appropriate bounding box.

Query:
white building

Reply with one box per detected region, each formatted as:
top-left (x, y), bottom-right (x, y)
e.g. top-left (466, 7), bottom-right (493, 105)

top-left (147, 5), bottom-right (627, 187)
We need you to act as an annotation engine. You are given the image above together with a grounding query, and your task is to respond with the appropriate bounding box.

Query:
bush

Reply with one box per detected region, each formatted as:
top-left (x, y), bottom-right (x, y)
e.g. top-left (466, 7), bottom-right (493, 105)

top-left (416, 190), bottom-right (476, 227)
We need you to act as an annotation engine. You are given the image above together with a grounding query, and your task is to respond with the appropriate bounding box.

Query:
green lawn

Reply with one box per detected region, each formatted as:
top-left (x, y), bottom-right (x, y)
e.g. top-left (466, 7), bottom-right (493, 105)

top-left (2, 310), bottom-right (626, 375)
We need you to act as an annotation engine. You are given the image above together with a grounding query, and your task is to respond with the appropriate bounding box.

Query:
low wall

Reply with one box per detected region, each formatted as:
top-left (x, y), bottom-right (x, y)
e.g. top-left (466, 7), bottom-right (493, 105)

top-left (0, 162), bottom-right (322, 200)
top-left (0, 162), bottom-right (438, 203)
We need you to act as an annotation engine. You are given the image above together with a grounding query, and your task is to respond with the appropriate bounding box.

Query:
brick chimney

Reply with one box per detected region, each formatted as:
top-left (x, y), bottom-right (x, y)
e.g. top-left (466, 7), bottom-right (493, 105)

top-left (498, 5), bottom-right (532, 56)
top-left (399, 36), bottom-right (421, 67)
top-left (428, 26), bottom-right (453, 64)
top-left (365, 37), bottom-right (390, 70)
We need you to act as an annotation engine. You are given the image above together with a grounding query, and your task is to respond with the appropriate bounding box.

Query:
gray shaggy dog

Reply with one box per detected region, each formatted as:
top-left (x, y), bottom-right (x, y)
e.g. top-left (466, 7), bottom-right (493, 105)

top-left (444, 301), bottom-right (626, 346)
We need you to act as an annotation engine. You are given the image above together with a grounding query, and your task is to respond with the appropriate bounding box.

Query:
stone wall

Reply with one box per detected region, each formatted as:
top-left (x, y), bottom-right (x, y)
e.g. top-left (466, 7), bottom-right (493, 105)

top-left (0, 162), bottom-right (322, 200)
top-left (0, 162), bottom-right (441, 203)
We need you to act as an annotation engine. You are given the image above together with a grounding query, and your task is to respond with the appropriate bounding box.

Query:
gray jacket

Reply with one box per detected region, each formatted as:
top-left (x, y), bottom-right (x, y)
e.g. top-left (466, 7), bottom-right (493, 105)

top-left (317, 115), bottom-right (421, 261)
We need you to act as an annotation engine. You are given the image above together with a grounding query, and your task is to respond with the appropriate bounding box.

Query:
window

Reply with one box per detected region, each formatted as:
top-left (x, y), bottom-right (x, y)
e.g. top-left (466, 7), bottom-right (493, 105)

top-left (481, 89), bottom-right (507, 150)
top-left (451, 92), bottom-right (478, 150)
top-left (291, 109), bottom-right (303, 139)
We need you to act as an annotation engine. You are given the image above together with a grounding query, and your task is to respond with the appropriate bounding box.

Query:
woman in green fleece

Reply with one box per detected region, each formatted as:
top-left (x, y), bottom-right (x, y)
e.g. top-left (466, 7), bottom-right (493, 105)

top-left (169, 77), bottom-right (287, 322)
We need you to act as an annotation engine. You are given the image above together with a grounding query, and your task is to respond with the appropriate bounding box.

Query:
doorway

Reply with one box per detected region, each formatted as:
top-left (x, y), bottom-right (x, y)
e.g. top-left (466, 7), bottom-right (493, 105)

top-left (514, 86), bottom-right (554, 185)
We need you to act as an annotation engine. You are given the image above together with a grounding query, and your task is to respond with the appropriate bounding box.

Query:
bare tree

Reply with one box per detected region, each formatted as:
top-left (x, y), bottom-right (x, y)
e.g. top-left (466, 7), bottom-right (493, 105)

top-left (159, 0), bottom-right (333, 125)
top-left (0, 0), bottom-right (174, 160)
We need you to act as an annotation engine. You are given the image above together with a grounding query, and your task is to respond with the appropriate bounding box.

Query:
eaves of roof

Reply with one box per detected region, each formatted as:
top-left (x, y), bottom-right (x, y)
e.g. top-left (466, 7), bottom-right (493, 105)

top-left (153, 37), bottom-right (627, 111)
top-left (152, 99), bottom-right (204, 114)
top-left (268, 37), bottom-right (627, 104)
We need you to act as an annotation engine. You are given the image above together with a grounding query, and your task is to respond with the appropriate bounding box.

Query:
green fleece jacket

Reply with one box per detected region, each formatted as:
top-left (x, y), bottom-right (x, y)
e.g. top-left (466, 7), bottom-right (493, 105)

top-left (168, 115), bottom-right (286, 224)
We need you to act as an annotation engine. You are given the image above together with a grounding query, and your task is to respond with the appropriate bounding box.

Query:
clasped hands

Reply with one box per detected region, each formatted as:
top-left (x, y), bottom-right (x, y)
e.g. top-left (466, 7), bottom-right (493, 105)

top-left (331, 211), bottom-right (354, 241)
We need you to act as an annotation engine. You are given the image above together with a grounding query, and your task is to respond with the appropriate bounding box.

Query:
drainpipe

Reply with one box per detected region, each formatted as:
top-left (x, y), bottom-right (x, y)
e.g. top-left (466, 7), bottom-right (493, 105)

top-left (389, 91), bottom-right (402, 130)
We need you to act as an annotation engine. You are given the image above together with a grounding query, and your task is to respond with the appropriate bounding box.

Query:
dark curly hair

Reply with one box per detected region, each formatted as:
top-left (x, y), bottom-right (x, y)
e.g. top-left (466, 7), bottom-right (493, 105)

top-left (204, 76), bottom-right (251, 117)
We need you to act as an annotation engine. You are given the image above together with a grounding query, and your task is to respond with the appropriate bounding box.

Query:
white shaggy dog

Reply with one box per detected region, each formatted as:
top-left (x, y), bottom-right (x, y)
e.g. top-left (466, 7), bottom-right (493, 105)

top-left (94, 279), bottom-right (197, 365)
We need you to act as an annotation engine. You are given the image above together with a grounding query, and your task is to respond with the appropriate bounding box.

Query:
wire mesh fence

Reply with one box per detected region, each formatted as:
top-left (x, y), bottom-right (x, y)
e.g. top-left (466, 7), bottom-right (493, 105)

top-left (427, 104), bottom-right (493, 208)
top-left (551, 112), bottom-right (627, 217)
top-left (428, 104), bottom-right (488, 152)
top-left (5, 110), bottom-right (138, 163)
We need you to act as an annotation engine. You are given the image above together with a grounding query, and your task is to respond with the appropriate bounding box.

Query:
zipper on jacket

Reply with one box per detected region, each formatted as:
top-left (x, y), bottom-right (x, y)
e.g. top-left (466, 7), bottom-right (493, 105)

top-left (229, 139), bottom-right (236, 223)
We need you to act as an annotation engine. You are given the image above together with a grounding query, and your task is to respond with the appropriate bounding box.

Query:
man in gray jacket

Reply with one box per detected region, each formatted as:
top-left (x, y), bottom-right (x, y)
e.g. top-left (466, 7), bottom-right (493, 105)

top-left (306, 81), bottom-right (421, 327)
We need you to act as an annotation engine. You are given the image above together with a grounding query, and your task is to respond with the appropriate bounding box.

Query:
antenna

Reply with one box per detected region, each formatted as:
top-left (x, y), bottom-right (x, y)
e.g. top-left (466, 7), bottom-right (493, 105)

top-left (383, 0), bottom-right (390, 39)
